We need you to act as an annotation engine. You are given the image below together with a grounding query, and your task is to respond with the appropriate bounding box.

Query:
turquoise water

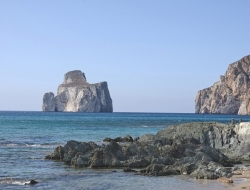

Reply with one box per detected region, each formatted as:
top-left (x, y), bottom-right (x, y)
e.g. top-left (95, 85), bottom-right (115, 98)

top-left (1, 111), bottom-right (249, 190)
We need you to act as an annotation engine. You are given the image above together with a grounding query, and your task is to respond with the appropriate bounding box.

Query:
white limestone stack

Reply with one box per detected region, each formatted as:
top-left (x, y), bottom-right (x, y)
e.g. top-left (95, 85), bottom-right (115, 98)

top-left (42, 70), bottom-right (113, 112)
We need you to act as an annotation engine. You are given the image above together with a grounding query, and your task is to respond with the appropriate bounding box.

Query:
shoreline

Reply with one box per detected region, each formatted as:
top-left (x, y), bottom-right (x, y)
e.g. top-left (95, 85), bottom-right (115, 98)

top-left (45, 122), bottom-right (250, 179)
top-left (231, 169), bottom-right (250, 190)
top-left (231, 178), bottom-right (250, 190)
top-left (4, 113), bottom-right (250, 189)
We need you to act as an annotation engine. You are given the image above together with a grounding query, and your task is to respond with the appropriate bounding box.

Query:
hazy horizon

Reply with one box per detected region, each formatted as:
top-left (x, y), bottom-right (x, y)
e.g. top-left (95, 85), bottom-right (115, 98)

top-left (1, 1), bottom-right (250, 112)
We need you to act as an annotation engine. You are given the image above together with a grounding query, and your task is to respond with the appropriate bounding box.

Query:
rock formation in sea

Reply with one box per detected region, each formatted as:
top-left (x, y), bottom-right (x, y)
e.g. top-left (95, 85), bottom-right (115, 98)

top-left (195, 55), bottom-right (250, 115)
top-left (46, 121), bottom-right (250, 179)
top-left (42, 70), bottom-right (113, 112)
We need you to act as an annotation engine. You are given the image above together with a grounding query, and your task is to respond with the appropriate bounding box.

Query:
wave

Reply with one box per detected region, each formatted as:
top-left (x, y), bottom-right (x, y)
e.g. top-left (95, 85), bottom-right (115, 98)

top-left (0, 141), bottom-right (61, 148)
top-left (0, 177), bottom-right (29, 185)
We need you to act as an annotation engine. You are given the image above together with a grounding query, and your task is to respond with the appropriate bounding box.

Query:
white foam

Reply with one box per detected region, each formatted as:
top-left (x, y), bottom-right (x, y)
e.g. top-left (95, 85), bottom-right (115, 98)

top-left (0, 178), bottom-right (26, 185)
top-left (6, 143), bottom-right (18, 147)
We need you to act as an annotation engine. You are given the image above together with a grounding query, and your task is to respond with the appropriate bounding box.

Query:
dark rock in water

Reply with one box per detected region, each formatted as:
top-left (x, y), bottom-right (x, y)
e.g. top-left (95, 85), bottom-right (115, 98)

top-left (103, 137), bottom-right (113, 142)
top-left (45, 121), bottom-right (250, 180)
top-left (104, 135), bottom-right (134, 143)
top-left (25, 180), bottom-right (38, 185)
top-left (140, 165), bottom-right (180, 176)
top-left (114, 137), bottom-right (123, 142)
top-left (89, 150), bottom-right (105, 168)
top-left (124, 135), bottom-right (133, 142)
top-left (178, 164), bottom-right (198, 175)
top-left (45, 145), bottom-right (64, 160)
top-left (123, 168), bottom-right (137, 172)
top-left (142, 164), bottom-right (166, 176)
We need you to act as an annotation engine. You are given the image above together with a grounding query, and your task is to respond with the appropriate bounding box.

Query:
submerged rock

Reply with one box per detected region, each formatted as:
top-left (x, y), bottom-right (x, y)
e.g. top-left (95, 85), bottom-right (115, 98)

top-left (42, 70), bottom-right (113, 112)
top-left (25, 180), bottom-right (38, 185)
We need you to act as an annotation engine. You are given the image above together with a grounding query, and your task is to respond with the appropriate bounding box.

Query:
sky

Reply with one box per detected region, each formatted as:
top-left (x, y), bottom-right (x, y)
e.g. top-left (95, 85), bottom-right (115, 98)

top-left (0, 1), bottom-right (250, 112)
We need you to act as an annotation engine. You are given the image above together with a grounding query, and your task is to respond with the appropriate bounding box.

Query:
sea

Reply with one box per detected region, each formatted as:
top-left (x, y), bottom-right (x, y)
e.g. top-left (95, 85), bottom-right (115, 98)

top-left (1, 111), bottom-right (250, 190)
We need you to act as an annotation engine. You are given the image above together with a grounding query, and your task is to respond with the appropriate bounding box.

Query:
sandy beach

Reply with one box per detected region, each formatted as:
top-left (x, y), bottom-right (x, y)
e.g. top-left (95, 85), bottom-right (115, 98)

top-left (231, 168), bottom-right (250, 190)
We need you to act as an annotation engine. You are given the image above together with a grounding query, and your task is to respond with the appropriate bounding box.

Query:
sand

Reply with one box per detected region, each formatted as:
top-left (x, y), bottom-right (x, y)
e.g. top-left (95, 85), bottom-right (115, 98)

top-left (231, 169), bottom-right (250, 190)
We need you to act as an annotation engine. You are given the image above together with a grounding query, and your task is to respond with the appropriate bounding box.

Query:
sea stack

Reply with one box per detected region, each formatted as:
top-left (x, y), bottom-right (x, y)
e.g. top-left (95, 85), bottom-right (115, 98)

top-left (195, 55), bottom-right (250, 115)
top-left (42, 70), bottom-right (113, 112)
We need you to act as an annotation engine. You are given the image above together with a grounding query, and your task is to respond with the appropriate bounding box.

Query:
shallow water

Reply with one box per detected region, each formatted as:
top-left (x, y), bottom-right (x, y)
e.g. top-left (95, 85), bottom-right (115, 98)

top-left (1, 111), bottom-right (250, 189)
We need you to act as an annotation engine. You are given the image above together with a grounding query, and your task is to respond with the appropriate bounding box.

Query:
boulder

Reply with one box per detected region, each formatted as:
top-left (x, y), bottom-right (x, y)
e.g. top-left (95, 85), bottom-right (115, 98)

top-left (114, 137), bottom-right (124, 142)
top-left (151, 156), bottom-right (173, 165)
top-left (142, 164), bottom-right (166, 176)
top-left (134, 137), bottom-right (140, 141)
top-left (103, 137), bottom-right (113, 142)
top-left (124, 135), bottom-right (133, 142)
top-left (128, 159), bottom-right (150, 168)
top-left (123, 168), bottom-right (137, 172)
top-left (45, 145), bottom-right (64, 160)
top-left (25, 180), bottom-right (38, 185)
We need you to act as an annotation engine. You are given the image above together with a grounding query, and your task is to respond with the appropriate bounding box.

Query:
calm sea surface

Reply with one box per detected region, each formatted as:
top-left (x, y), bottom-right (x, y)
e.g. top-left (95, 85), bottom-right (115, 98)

top-left (1, 111), bottom-right (250, 190)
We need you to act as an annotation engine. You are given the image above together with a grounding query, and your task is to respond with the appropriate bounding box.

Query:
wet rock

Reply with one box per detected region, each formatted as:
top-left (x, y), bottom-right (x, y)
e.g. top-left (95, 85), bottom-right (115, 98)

top-left (103, 137), bottom-right (113, 142)
top-left (25, 180), bottom-right (38, 185)
top-left (124, 135), bottom-right (133, 142)
top-left (123, 168), bottom-right (137, 172)
top-left (142, 164), bottom-right (166, 176)
top-left (89, 150), bottom-right (104, 167)
top-left (45, 145), bottom-right (64, 160)
top-left (162, 166), bottom-right (180, 176)
top-left (114, 137), bottom-right (123, 142)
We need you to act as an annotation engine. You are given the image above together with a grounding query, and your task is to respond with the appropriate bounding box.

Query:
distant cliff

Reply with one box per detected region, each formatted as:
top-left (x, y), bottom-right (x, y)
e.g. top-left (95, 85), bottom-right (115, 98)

top-left (42, 70), bottom-right (113, 112)
top-left (195, 55), bottom-right (250, 115)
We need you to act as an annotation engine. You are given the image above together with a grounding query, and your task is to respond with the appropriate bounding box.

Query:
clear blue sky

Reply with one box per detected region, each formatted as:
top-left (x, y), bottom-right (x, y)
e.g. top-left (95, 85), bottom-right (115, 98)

top-left (0, 1), bottom-right (250, 112)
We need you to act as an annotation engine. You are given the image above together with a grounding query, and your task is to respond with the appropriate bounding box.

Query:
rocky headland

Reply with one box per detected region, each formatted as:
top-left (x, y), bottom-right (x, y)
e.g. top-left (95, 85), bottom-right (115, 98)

top-left (42, 70), bottom-right (113, 112)
top-left (195, 55), bottom-right (250, 115)
top-left (45, 122), bottom-right (250, 180)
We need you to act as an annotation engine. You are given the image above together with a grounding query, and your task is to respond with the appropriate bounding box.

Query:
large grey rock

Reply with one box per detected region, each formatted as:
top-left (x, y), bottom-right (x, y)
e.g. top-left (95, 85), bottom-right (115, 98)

top-left (46, 122), bottom-right (250, 180)
top-left (156, 122), bottom-right (250, 162)
top-left (195, 55), bottom-right (250, 115)
top-left (42, 70), bottom-right (113, 112)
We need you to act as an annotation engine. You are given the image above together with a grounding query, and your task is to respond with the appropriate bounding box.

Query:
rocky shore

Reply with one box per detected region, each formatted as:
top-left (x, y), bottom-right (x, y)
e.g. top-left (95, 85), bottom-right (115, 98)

top-left (45, 122), bottom-right (250, 180)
